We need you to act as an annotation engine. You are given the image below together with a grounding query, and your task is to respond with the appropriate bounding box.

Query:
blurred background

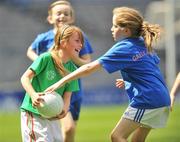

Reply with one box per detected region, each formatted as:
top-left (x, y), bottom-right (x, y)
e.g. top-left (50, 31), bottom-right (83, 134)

top-left (0, 0), bottom-right (179, 110)
top-left (0, 0), bottom-right (180, 142)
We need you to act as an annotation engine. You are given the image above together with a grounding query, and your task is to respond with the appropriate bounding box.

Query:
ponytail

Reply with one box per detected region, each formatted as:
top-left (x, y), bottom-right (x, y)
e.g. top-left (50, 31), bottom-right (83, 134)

top-left (51, 50), bottom-right (69, 76)
top-left (113, 7), bottom-right (162, 52)
top-left (50, 27), bottom-right (69, 76)
top-left (141, 21), bottom-right (161, 52)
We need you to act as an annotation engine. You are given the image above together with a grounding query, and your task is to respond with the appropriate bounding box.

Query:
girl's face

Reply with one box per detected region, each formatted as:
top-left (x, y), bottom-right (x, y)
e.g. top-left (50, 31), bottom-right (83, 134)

top-left (65, 32), bottom-right (83, 58)
top-left (49, 4), bottom-right (73, 28)
top-left (111, 15), bottom-right (128, 41)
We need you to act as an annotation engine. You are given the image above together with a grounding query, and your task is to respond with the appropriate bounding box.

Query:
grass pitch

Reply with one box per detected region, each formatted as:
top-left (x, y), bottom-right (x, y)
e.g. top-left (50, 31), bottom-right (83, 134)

top-left (0, 104), bottom-right (180, 142)
top-left (76, 104), bottom-right (180, 142)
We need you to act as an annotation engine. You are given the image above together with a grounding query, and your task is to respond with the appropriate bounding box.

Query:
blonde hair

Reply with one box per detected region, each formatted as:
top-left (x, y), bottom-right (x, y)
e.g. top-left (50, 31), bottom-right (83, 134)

top-left (51, 25), bottom-right (84, 76)
top-left (113, 7), bottom-right (161, 52)
top-left (48, 0), bottom-right (75, 23)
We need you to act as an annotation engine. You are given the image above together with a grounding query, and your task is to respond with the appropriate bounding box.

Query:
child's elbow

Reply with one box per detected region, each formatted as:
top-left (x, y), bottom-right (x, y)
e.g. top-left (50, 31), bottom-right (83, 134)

top-left (20, 74), bottom-right (28, 85)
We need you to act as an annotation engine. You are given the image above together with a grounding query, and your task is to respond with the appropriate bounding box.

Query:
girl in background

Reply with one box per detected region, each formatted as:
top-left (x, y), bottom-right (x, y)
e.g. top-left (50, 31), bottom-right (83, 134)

top-left (26, 1), bottom-right (93, 142)
top-left (21, 25), bottom-right (83, 142)
top-left (45, 7), bottom-right (170, 142)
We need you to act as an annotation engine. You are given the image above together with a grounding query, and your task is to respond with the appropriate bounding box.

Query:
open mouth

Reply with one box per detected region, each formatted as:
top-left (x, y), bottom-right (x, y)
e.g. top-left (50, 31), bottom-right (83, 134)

top-left (58, 20), bottom-right (67, 24)
top-left (75, 49), bottom-right (80, 53)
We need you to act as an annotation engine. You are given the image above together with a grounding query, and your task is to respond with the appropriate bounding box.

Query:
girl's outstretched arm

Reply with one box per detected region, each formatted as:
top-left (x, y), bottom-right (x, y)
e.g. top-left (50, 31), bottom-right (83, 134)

top-left (45, 60), bottom-right (102, 93)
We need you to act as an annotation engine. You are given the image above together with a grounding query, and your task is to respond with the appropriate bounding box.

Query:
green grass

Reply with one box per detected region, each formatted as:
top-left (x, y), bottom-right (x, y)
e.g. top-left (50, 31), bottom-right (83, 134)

top-left (76, 104), bottom-right (180, 142)
top-left (75, 105), bottom-right (126, 142)
top-left (0, 112), bottom-right (21, 142)
top-left (0, 104), bottom-right (180, 142)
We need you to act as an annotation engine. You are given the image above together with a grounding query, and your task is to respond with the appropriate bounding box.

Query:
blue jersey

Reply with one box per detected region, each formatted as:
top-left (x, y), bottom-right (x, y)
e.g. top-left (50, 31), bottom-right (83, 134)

top-left (31, 29), bottom-right (93, 101)
top-left (31, 30), bottom-right (54, 55)
top-left (98, 37), bottom-right (170, 109)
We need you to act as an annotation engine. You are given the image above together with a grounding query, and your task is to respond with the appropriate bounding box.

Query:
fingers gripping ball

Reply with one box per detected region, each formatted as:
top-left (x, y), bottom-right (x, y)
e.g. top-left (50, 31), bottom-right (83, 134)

top-left (37, 91), bottom-right (64, 118)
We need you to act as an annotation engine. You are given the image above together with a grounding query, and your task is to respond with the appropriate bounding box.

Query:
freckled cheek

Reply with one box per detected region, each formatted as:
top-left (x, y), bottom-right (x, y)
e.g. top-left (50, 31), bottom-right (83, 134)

top-left (115, 30), bottom-right (121, 38)
top-left (114, 32), bottom-right (119, 39)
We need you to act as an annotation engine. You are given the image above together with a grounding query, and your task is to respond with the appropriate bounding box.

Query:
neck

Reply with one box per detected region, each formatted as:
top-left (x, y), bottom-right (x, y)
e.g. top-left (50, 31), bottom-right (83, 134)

top-left (58, 50), bottom-right (70, 63)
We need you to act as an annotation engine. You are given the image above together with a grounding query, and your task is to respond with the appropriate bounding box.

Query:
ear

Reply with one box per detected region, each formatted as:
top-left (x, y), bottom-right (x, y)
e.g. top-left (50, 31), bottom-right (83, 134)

top-left (47, 15), bottom-right (53, 24)
top-left (119, 27), bottom-right (131, 36)
top-left (69, 17), bottom-right (75, 24)
top-left (60, 40), bottom-right (67, 49)
top-left (124, 28), bottom-right (132, 36)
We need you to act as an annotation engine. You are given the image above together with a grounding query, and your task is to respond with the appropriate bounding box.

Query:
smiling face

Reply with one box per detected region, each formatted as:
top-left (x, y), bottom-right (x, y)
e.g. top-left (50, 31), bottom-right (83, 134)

top-left (51, 25), bottom-right (83, 75)
top-left (48, 4), bottom-right (74, 28)
top-left (65, 31), bottom-right (83, 58)
top-left (52, 25), bottom-right (84, 63)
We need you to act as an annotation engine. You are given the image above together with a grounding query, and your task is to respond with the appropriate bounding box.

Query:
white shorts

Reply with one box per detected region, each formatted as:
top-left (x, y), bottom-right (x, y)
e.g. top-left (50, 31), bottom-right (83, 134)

top-left (21, 111), bottom-right (63, 142)
top-left (122, 106), bottom-right (170, 128)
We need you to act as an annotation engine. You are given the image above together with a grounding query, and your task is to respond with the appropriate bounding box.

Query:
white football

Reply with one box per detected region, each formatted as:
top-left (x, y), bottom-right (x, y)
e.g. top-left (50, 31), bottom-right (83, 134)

top-left (37, 91), bottom-right (64, 118)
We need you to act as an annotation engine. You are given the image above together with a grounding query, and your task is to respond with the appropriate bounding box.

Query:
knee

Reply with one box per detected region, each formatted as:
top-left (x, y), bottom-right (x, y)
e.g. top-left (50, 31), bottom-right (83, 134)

top-left (131, 137), bottom-right (145, 142)
top-left (131, 139), bottom-right (144, 142)
top-left (64, 124), bottom-right (76, 134)
top-left (110, 131), bottom-right (125, 142)
top-left (110, 132), bottom-right (118, 142)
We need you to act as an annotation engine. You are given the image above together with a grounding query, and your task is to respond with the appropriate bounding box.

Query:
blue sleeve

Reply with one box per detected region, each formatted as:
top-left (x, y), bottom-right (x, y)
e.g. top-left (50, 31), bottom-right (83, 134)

top-left (30, 30), bottom-right (54, 55)
top-left (31, 35), bottom-right (41, 50)
top-left (31, 34), bottom-right (48, 55)
top-left (98, 42), bottom-right (134, 73)
top-left (79, 33), bottom-right (93, 57)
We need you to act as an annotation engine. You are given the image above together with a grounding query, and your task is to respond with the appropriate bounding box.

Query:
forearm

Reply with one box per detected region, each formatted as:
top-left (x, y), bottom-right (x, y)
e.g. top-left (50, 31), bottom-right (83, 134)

top-left (57, 60), bottom-right (101, 88)
top-left (21, 70), bottom-right (36, 96)
top-left (62, 92), bottom-right (72, 113)
top-left (21, 77), bottom-right (35, 96)
top-left (170, 73), bottom-right (180, 96)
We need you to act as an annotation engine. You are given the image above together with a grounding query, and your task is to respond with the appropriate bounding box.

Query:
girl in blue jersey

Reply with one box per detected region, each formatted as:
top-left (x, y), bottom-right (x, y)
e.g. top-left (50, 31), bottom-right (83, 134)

top-left (26, 1), bottom-right (93, 142)
top-left (45, 7), bottom-right (171, 142)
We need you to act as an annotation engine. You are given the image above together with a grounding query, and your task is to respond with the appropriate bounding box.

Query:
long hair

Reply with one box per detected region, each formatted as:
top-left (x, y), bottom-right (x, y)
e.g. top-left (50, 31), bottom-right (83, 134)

top-left (48, 0), bottom-right (75, 23)
top-left (50, 25), bottom-right (84, 76)
top-left (113, 7), bottom-right (161, 52)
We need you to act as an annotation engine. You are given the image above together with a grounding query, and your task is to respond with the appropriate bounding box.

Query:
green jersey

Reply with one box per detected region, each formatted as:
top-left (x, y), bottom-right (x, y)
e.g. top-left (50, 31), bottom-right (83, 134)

top-left (21, 52), bottom-right (79, 115)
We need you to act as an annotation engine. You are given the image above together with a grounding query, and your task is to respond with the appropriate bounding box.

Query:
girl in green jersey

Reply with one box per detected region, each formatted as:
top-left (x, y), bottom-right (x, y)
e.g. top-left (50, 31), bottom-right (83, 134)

top-left (20, 25), bottom-right (83, 142)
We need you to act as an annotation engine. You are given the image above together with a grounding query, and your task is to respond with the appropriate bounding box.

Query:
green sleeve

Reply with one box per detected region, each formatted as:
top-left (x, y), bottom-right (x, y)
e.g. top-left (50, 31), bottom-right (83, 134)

top-left (29, 53), bottom-right (50, 75)
top-left (65, 80), bottom-right (79, 92)
top-left (64, 61), bottom-right (79, 92)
